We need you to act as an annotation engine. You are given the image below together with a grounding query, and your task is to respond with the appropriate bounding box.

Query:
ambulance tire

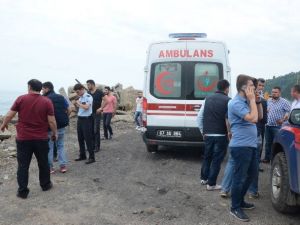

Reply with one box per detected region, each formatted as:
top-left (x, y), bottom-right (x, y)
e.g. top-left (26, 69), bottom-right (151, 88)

top-left (146, 144), bottom-right (158, 153)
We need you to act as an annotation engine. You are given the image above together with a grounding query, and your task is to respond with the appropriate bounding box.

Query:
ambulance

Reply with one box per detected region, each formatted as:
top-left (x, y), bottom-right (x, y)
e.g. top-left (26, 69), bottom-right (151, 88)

top-left (142, 33), bottom-right (231, 152)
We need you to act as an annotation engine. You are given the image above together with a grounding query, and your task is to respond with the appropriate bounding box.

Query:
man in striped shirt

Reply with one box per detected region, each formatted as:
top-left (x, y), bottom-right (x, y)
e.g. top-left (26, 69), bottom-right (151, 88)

top-left (262, 87), bottom-right (290, 163)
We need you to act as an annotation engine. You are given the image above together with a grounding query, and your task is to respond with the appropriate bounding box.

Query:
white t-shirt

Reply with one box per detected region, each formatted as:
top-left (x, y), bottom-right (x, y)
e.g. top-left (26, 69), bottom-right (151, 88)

top-left (136, 97), bottom-right (143, 112)
top-left (291, 99), bottom-right (300, 110)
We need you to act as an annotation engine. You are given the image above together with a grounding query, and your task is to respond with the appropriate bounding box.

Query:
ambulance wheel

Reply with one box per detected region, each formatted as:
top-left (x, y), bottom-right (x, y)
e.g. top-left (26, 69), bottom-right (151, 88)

top-left (146, 144), bottom-right (158, 153)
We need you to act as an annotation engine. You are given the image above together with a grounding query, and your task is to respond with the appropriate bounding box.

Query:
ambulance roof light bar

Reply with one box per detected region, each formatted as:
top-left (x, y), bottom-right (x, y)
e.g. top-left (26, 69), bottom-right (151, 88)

top-left (169, 33), bottom-right (207, 39)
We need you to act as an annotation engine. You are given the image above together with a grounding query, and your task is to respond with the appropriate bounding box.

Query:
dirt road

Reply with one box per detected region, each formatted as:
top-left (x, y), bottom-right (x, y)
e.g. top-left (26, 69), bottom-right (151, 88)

top-left (0, 120), bottom-right (300, 225)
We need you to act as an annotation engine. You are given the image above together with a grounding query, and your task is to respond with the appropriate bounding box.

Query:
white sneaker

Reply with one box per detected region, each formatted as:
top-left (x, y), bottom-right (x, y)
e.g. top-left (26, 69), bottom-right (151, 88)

top-left (207, 184), bottom-right (222, 191)
top-left (200, 179), bottom-right (208, 185)
top-left (136, 126), bottom-right (140, 130)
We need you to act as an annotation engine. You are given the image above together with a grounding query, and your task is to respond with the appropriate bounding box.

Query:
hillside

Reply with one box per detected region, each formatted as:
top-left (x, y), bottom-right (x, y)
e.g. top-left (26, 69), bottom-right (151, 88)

top-left (265, 71), bottom-right (300, 100)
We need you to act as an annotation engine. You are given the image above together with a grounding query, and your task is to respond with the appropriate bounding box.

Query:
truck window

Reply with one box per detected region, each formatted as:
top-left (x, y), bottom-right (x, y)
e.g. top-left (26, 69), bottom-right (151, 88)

top-left (194, 63), bottom-right (220, 98)
top-left (151, 63), bottom-right (182, 99)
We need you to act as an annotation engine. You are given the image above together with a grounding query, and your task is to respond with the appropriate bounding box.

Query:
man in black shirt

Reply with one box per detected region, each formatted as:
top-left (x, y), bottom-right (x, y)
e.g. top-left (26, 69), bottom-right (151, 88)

top-left (87, 80), bottom-right (104, 152)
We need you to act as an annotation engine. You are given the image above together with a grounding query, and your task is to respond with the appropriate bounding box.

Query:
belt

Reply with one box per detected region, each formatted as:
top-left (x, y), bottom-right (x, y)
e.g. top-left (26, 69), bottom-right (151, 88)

top-left (78, 116), bottom-right (92, 119)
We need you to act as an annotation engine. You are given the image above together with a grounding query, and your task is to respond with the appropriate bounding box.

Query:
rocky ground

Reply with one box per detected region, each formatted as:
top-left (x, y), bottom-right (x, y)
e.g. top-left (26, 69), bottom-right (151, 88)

top-left (0, 116), bottom-right (300, 225)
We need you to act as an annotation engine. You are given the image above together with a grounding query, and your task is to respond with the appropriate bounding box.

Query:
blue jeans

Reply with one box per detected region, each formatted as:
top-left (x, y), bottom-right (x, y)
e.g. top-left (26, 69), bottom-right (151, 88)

top-left (221, 152), bottom-right (234, 192)
top-left (134, 111), bottom-right (142, 126)
top-left (264, 126), bottom-right (280, 161)
top-left (48, 128), bottom-right (67, 168)
top-left (103, 113), bottom-right (113, 139)
top-left (200, 136), bottom-right (228, 186)
top-left (230, 147), bottom-right (257, 210)
top-left (248, 136), bottom-right (262, 194)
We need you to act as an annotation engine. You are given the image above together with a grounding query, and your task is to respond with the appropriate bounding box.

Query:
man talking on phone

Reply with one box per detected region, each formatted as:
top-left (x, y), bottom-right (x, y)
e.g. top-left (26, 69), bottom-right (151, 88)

top-left (228, 75), bottom-right (262, 222)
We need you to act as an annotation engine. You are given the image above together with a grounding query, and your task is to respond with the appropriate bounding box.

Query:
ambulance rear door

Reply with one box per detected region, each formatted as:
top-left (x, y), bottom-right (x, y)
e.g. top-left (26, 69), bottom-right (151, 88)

top-left (146, 41), bottom-right (187, 140)
top-left (184, 41), bottom-right (228, 133)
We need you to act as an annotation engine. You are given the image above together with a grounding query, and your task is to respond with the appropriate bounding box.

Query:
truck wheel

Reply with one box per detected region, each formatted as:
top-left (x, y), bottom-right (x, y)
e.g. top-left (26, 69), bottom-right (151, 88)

top-left (146, 144), bottom-right (158, 153)
top-left (271, 152), bottom-right (298, 213)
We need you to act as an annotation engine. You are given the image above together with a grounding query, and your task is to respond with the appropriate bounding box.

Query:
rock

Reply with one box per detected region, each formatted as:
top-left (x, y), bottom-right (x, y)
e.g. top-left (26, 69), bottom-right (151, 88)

top-left (157, 187), bottom-right (168, 195)
top-left (0, 131), bottom-right (12, 142)
top-left (143, 207), bottom-right (159, 215)
top-left (119, 86), bottom-right (141, 111)
top-left (69, 93), bottom-right (79, 101)
top-left (7, 146), bottom-right (16, 152)
top-left (8, 152), bottom-right (17, 157)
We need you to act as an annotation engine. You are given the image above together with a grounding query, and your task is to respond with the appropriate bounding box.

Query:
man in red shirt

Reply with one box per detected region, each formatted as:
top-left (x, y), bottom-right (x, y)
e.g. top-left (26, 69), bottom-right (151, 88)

top-left (0, 79), bottom-right (57, 199)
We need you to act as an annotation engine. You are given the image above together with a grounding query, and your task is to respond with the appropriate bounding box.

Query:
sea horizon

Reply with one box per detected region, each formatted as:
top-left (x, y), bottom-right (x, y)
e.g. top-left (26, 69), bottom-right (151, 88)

top-left (0, 89), bottom-right (26, 116)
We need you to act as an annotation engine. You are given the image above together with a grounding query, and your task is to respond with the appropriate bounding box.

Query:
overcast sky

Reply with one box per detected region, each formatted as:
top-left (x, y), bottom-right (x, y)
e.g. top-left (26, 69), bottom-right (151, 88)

top-left (0, 0), bottom-right (300, 93)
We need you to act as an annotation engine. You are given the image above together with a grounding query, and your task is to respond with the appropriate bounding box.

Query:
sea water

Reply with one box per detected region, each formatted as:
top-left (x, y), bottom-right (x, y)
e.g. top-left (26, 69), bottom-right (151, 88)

top-left (0, 90), bottom-right (25, 115)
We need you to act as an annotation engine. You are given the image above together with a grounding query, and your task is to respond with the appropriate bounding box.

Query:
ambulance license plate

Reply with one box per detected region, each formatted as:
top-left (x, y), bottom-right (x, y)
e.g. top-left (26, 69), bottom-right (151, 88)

top-left (156, 130), bottom-right (182, 138)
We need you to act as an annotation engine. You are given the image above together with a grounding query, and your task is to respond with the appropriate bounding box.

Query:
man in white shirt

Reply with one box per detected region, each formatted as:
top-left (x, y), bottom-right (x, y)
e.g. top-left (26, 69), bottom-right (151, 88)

top-left (291, 84), bottom-right (300, 110)
top-left (134, 92), bottom-right (143, 129)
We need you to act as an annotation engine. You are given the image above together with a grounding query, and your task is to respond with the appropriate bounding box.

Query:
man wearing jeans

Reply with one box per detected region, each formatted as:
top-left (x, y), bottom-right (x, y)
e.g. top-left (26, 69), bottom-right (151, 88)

top-left (0, 79), bottom-right (57, 199)
top-left (228, 74), bottom-right (259, 222)
top-left (134, 92), bottom-right (143, 130)
top-left (197, 79), bottom-right (231, 191)
top-left (42, 82), bottom-right (71, 173)
top-left (263, 87), bottom-right (290, 163)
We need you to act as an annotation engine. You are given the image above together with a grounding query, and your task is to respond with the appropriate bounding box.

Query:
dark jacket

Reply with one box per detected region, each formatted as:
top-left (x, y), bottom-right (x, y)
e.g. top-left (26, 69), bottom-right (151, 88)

top-left (256, 98), bottom-right (267, 136)
top-left (203, 91), bottom-right (230, 134)
top-left (45, 91), bottom-right (69, 129)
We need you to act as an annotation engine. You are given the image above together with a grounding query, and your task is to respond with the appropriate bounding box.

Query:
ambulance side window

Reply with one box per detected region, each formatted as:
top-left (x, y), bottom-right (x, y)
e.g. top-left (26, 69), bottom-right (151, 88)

top-left (194, 63), bottom-right (220, 98)
top-left (151, 63), bottom-right (182, 98)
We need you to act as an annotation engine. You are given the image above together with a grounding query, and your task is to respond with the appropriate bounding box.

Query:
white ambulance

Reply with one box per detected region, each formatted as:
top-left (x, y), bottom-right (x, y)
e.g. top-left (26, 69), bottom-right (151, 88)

top-left (142, 33), bottom-right (230, 152)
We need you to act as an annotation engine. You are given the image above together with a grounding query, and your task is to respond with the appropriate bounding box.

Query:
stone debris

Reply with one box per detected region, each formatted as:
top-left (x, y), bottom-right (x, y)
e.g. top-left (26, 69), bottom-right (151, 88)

top-left (0, 130), bottom-right (12, 142)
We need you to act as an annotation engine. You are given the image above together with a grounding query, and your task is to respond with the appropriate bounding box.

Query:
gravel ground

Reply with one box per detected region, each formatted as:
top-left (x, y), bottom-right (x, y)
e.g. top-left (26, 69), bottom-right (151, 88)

top-left (0, 119), bottom-right (300, 225)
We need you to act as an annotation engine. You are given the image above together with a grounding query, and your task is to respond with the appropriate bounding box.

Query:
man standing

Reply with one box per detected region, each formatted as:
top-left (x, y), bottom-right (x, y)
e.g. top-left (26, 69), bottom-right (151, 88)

top-left (263, 87), bottom-right (290, 163)
top-left (228, 75), bottom-right (259, 222)
top-left (42, 82), bottom-right (71, 173)
top-left (0, 79), bottom-right (57, 199)
top-left (197, 79), bottom-right (231, 191)
top-left (73, 84), bottom-right (95, 164)
top-left (134, 92), bottom-right (143, 130)
top-left (97, 86), bottom-right (117, 140)
top-left (291, 84), bottom-right (300, 110)
top-left (86, 80), bottom-right (104, 152)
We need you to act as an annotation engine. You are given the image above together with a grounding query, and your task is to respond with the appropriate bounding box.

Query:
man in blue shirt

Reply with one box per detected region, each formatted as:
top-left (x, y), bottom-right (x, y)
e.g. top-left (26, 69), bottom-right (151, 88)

top-left (73, 84), bottom-right (95, 164)
top-left (228, 74), bottom-right (260, 222)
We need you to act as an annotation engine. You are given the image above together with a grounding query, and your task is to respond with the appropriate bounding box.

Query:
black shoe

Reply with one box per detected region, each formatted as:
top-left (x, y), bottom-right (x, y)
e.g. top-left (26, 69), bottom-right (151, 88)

top-left (261, 159), bottom-right (270, 164)
top-left (85, 158), bottom-right (95, 164)
top-left (108, 135), bottom-right (113, 140)
top-left (16, 190), bottom-right (29, 199)
top-left (42, 182), bottom-right (53, 191)
top-left (75, 157), bottom-right (87, 161)
top-left (230, 208), bottom-right (250, 222)
top-left (94, 147), bottom-right (100, 152)
top-left (259, 167), bottom-right (264, 172)
top-left (241, 202), bottom-right (255, 209)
